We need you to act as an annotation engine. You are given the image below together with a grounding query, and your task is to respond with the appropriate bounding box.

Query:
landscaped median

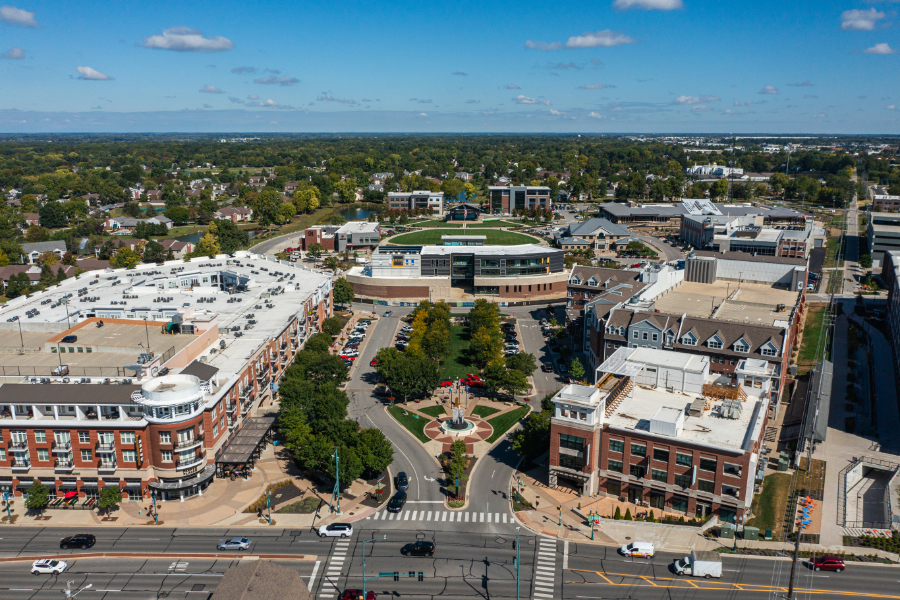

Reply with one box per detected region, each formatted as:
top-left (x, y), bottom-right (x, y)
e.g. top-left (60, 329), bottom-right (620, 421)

top-left (387, 404), bottom-right (432, 443)
top-left (484, 405), bottom-right (530, 443)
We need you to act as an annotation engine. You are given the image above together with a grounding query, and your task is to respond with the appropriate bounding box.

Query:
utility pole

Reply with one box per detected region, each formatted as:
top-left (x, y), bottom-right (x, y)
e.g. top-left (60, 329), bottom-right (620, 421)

top-left (515, 527), bottom-right (521, 600)
top-left (330, 449), bottom-right (341, 514)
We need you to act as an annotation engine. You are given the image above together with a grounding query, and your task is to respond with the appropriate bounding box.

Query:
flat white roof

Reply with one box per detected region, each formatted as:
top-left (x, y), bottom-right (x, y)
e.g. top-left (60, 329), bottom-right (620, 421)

top-left (616, 347), bottom-right (709, 373)
top-left (421, 244), bottom-right (561, 257)
top-left (554, 384), bottom-right (601, 406)
top-left (338, 221), bottom-right (380, 234)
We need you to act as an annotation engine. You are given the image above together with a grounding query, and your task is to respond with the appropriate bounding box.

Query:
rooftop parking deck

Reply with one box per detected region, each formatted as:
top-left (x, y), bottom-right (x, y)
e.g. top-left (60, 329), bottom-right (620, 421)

top-left (650, 281), bottom-right (799, 326)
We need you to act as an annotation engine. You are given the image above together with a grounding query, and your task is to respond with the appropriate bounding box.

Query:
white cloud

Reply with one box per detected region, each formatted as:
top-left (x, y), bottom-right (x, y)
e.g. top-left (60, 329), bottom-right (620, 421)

top-left (549, 109), bottom-right (565, 116)
top-left (865, 43), bottom-right (896, 54)
top-left (525, 40), bottom-right (562, 51)
top-left (513, 95), bottom-right (551, 105)
top-left (840, 8), bottom-right (885, 31)
top-left (675, 95), bottom-right (720, 104)
top-left (588, 111), bottom-right (604, 119)
top-left (247, 94), bottom-right (259, 100)
top-left (0, 5), bottom-right (37, 27)
top-left (1, 46), bottom-right (23, 59)
top-left (139, 27), bottom-right (234, 53)
top-left (245, 98), bottom-right (294, 110)
top-left (228, 97), bottom-right (244, 104)
top-left (691, 105), bottom-right (714, 112)
top-left (888, 105), bottom-right (897, 110)
top-left (418, 113), bottom-right (428, 117)
top-left (759, 85), bottom-right (779, 94)
top-left (505, 83), bottom-right (521, 89)
top-left (451, 71), bottom-right (467, 76)
top-left (579, 83), bottom-right (610, 89)
top-left (75, 66), bottom-right (112, 81)
top-left (812, 113), bottom-right (826, 118)
top-left (613, 0), bottom-right (682, 10)
top-left (565, 30), bottom-right (637, 48)
top-left (317, 92), bottom-right (357, 105)
top-left (199, 85), bottom-right (223, 94)
top-left (254, 76), bottom-right (299, 86)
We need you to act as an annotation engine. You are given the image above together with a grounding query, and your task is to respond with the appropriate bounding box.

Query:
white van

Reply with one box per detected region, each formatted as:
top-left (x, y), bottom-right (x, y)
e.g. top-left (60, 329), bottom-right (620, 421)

top-left (620, 542), bottom-right (654, 558)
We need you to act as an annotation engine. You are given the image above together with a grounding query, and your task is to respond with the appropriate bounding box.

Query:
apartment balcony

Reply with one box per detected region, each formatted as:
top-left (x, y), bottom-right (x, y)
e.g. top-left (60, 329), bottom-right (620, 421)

top-left (176, 452), bottom-right (205, 471)
top-left (98, 460), bottom-right (117, 472)
top-left (11, 458), bottom-right (30, 471)
top-left (8, 440), bottom-right (28, 451)
top-left (95, 442), bottom-right (116, 453)
top-left (52, 441), bottom-right (72, 452)
top-left (255, 367), bottom-right (270, 381)
top-left (226, 402), bottom-right (237, 413)
top-left (174, 438), bottom-right (202, 452)
top-left (54, 459), bottom-right (74, 472)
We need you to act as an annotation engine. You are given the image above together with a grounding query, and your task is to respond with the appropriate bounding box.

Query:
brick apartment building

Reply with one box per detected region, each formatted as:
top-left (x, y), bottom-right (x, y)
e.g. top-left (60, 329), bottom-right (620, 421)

top-left (487, 185), bottom-right (551, 215)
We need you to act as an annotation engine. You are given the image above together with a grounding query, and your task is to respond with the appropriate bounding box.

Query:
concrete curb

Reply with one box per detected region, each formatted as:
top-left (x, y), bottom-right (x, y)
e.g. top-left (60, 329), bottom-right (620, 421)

top-left (0, 553), bottom-right (316, 563)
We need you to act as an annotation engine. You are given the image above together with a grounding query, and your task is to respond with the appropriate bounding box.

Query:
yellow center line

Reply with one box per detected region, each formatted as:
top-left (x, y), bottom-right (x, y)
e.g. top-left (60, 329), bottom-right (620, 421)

top-left (640, 575), bottom-right (658, 586)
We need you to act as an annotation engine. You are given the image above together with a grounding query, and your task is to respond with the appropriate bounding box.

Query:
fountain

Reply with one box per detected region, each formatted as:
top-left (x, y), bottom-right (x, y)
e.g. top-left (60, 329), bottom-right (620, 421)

top-left (440, 397), bottom-right (476, 437)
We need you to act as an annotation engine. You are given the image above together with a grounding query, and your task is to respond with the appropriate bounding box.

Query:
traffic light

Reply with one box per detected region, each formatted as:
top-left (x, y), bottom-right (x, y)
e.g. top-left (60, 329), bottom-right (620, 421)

top-left (394, 572), bottom-right (399, 581)
top-left (418, 572), bottom-right (424, 582)
top-left (409, 571), bottom-right (415, 579)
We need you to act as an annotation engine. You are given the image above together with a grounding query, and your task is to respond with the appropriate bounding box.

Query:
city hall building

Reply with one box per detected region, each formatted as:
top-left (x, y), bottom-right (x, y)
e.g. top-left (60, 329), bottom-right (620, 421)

top-left (346, 243), bottom-right (568, 301)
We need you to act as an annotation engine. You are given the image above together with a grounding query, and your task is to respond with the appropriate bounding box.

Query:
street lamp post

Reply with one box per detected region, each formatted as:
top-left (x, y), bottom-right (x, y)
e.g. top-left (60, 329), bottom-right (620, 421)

top-left (3, 491), bottom-right (10, 520)
top-left (558, 505), bottom-right (562, 526)
top-left (64, 581), bottom-right (92, 599)
top-left (362, 536), bottom-right (387, 599)
top-left (266, 490), bottom-right (272, 524)
top-left (151, 489), bottom-right (158, 524)
top-left (515, 527), bottom-right (521, 600)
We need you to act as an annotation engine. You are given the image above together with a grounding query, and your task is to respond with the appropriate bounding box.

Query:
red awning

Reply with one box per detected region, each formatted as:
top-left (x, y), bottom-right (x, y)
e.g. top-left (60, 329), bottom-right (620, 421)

top-left (64, 491), bottom-right (77, 499)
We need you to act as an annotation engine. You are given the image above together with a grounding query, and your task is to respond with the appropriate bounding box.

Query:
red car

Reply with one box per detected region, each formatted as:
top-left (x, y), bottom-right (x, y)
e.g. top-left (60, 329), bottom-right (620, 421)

top-left (811, 556), bottom-right (845, 572)
top-left (340, 355), bottom-right (357, 361)
top-left (370, 358), bottom-right (378, 367)
top-left (340, 591), bottom-right (376, 600)
top-left (439, 379), bottom-right (454, 388)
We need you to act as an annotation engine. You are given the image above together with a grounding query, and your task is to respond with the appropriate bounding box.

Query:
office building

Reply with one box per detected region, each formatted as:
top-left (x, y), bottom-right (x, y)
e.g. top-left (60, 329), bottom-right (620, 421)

top-left (387, 191), bottom-right (444, 216)
top-left (487, 185), bottom-right (552, 215)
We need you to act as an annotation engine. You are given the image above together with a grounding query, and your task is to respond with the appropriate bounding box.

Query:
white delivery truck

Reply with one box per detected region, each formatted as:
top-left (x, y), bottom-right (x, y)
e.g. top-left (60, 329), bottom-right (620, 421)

top-left (674, 550), bottom-right (722, 579)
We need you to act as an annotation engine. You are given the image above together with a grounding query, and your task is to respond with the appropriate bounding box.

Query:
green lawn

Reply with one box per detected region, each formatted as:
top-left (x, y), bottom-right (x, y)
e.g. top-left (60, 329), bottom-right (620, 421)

top-left (419, 405), bottom-right (447, 418)
top-left (414, 220), bottom-right (519, 228)
top-left (746, 472), bottom-right (792, 540)
top-left (486, 406), bottom-right (530, 443)
top-left (796, 302), bottom-right (827, 374)
top-left (471, 405), bottom-right (501, 418)
top-left (440, 325), bottom-right (474, 380)
top-left (386, 229), bottom-right (539, 246)
top-left (387, 405), bottom-right (431, 443)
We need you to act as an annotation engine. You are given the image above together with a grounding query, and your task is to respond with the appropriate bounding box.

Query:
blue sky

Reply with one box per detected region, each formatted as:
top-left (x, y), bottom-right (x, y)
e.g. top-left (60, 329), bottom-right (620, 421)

top-left (0, 0), bottom-right (898, 133)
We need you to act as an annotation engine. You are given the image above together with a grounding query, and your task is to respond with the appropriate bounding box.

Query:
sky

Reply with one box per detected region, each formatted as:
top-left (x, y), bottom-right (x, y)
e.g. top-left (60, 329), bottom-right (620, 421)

top-left (0, 0), bottom-right (899, 134)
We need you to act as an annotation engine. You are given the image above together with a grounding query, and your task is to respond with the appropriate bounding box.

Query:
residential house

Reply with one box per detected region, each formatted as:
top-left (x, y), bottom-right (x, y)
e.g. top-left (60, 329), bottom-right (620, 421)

top-left (215, 206), bottom-right (253, 222)
top-left (22, 213), bottom-right (40, 227)
top-left (105, 216), bottom-right (173, 231)
top-left (556, 218), bottom-right (630, 252)
top-left (21, 241), bottom-right (67, 265)
top-left (161, 239), bottom-right (193, 259)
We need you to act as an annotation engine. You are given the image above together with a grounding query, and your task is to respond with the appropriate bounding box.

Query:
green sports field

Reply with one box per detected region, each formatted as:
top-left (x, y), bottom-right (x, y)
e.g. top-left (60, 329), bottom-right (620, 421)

top-left (386, 229), bottom-right (539, 245)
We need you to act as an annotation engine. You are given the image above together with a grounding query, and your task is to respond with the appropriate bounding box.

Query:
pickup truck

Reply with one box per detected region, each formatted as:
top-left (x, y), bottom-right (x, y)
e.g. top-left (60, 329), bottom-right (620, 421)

top-left (674, 550), bottom-right (722, 579)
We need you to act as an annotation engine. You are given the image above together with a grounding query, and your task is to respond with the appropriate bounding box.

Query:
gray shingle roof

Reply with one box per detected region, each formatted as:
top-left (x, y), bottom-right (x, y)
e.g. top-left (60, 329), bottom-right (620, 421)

top-left (568, 217), bottom-right (630, 238)
top-left (22, 241), bottom-right (67, 254)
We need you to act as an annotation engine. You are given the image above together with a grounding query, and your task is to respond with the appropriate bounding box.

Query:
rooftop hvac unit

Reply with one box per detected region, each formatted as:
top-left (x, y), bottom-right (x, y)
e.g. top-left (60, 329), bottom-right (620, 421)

top-left (721, 398), bottom-right (743, 420)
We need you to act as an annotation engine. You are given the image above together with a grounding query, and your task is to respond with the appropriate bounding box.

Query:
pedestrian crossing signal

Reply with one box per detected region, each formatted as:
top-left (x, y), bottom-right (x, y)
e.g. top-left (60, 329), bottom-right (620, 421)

top-left (394, 571), bottom-right (399, 581)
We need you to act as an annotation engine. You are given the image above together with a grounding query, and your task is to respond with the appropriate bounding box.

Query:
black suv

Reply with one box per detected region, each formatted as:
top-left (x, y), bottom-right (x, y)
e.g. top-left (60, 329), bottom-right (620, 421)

top-left (61, 335), bottom-right (77, 343)
top-left (387, 491), bottom-right (407, 513)
top-left (401, 541), bottom-right (435, 557)
top-left (60, 534), bottom-right (96, 549)
top-left (396, 472), bottom-right (409, 491)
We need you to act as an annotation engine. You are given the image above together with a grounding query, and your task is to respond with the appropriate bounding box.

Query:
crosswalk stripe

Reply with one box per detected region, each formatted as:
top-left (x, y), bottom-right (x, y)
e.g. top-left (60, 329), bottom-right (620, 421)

top-left (533, 592), bottom-right (554, 598)
top-left (442, 511), bottom-right (448, 521)
top-left (403, 511), bottom-right (410, 520)
top-left (535, 567), bottom-right (555, 574)
top-left (479, 512), bottom-right (484, 522)
top-left (502, 513), bottom-right (507, 523)
top-left (426, 511), bottom-right (432, 521)
top-left (534, 584), bottom-right (555, 591)
top-left (495, 512), bottom-right (500, 522)
top-left (388, 512), bottom-right (395, 520)
top-left (410, 510), bottom-right (418, 519)
top-left (487, 513), bottom-right (492, 523)
top-left (535, 575), bottom-right (554, 582)
top-left (465, 512), bottom-right (470, 522)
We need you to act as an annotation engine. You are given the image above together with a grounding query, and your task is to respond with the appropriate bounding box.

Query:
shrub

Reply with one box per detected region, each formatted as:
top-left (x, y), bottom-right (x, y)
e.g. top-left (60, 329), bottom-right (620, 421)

top-left (648, 510), bottom-right (656, 522)
top-left (245, 480), bottom-right (294, 513)
top-left (614, 506), bottom-right (622, 520)
top-left (448, 500), bottom-right (465, 508)
top-left (624, 508), bottom-right (633, 521)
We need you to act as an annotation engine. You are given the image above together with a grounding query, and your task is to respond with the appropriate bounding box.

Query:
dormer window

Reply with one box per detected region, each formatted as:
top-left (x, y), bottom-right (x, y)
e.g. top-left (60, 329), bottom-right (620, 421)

top-left (682, 332), bottom-right (697, 346)
top-left (569, 276), bottom-right (581, 285)
top-left (761, 342), bottom-right (778, 357)
top-left (618, 327), bottom-right (626, 336)
top-left (586, 277), bottom-right (599, 287)
top-left (734, 338), bottom-right (750, 353)
top-left (707, 334), bottom-right (723, 350)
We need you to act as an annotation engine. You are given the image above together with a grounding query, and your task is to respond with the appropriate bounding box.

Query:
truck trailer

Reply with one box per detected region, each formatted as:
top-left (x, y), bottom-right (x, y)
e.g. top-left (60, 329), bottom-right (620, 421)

top-left (674, 551), bottom-right (722, 579)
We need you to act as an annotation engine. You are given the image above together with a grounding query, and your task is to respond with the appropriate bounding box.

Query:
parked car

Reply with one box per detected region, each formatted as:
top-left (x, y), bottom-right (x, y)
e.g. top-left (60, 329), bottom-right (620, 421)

top-left (387, 490), bottom-right (407, 513)
top-left (401, 541), bottom-right (435, 557)
top-left (396, 471), bottom-right (409, 491)
top-left (541, 362), bottom-right (554, 372)
top-left (60, 534), bottom-right (96, 549)
top-left (343, 359), bottom-right (354, 366)
top-left (318, 523), bottom-right (353, 538)
top-left (401, 326), bottom-right (413, 333)
top-left (439, 379), bottom-right (454, 388)
top-left (217, 537), bottom-right (252, 551)
top-left (370, 358), bottom-right (378, 367)
top-left (32, 559), bottom-right (67, 575)
top-left (61, 335), bottom-right (77, 343)
top-left (811, 556), bottom-right (845, 572)
top-left (340, 590), bottom-right (376, 600)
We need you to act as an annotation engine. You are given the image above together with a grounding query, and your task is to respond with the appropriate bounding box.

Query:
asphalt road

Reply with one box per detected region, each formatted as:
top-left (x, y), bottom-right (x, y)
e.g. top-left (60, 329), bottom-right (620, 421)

top-left (632, 232), bottom-right (684, 262)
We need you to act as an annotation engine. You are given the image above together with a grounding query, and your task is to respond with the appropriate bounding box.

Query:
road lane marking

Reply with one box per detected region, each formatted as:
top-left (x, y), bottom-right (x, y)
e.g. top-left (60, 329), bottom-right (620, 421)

top-left (410, 510), bottom-right (417, 519)
top-left (563, 541), bottom-right (569, 570)
top-left (308, 561), bottom-right (321, 591)
top-left (479, 512), bottom-right (484, 522)
top-left (365, 412), bottom-right (421, 500)
top-left (465, 512), bottom-right (470, 522)
top-left (442, 512), bottom-right (448, 521)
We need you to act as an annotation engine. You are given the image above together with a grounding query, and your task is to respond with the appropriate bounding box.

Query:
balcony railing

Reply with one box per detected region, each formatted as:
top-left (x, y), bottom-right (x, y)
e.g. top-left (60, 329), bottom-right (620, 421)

top-left (53, 441), bottom-right (72, 452)
top-left (55, 459), bottom-right (74, 471)
top-left (176, 452), bottom-right (205, 470)
top-left (174, 438), bottom-right (202, 451)
top-left (9, 440), bottom-right (28, 451)
top-left (96, 442), bottom-right (116, 453)
top-left (226, 403), bottom-right (236, 413)
top-left (11, 458), bottom-right (30, 470)
top-left (722, 487), bottom-right (740, 498)
top-left (98, 460), bottom-right (117, 472)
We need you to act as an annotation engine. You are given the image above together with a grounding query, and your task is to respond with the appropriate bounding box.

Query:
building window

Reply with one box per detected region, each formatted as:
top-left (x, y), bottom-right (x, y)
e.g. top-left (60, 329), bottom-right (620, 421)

top-left (559, 434), bottom-right (584, 451)
top-left (609, 439), bottom-right (625, 454)
top-left (674, 473), bottom-right (692, 488)
top-left (651, 469), bottom-right (668, 482)
top-left (671, 495), bottom-right (689, 513)
top-left (34, 430), bottom-right (47, 443)
top-left (37, 449), bottom-right (50, 462)
top-left (699, 457), bottom-right (717, 472)
top-left (0, 449), bottom-right (5, 461)
top-left (122, 450), bottom-right (137, 463)
top-left (120, 432), bottom-right (136, 445)
top-left (708, 340), bottom-right (722, 349)
top-left (652, 333), bottom-right (658, 342)
top-left (78, 431), bottom-right (90, 444)
top-left (633, 331), bottom-right (639, 339)
top-left (559, 454), bottom-right (584, 470)
top-left (734, 341), bottom-right (749, 353)
top-left (161, 450), bottom-right (173, 462)
top-left (608, 459), bottom-right (624, 473)
top-left (698, 479), bottom-right (715, 494)
top-left (762, 346), bottom-right (777, 357)
top-left (213, 423), bottom-right (218, 437)
top-left (653, 448), bottom-right (670, 463)
top-left (81, 449), bottom-right (92, 462)
top-left (631, 443), bottom-right (646, 457)
top-left (630, 464), bottom-right (645, 478)
top-left (675, 452), bottom-right (693, 467)
top-left (682, 336), bottom-right (696, 346)
top-left (724, 463), bottom-right (742, 477)
top-left (159, 432), bottom-right (171, 444)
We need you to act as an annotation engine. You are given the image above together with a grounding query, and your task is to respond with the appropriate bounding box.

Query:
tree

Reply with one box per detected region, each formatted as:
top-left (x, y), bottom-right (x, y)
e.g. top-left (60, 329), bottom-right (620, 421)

top-left (357, 428), bottom-right (394, 476)
top-left (278, 202), bottom-right (296, 224)
top-left (252, 189), bottom-right (282, 226)
top-left (334, 179), bottom-right (358, 204)
top-left (614, 506), bottom-right (622, 520)
top-left (98, 485), bottom-right (122, 516)
top-left (307, 243), bottom-right (324, 259)
top-left (511, 410), bottom-right (550, 457)
top-left (859, 254), bottom-right (873, 269)
top-left (481, 362), bottom-right (506, 399)
top-left (111, 247), bottom-right (141, 269)
top-left (122, 201), bottom-right (143, 218)
top-left (39, 263), bottom-right (55, 287)
top-left (98, 239), bottom-right (116, 260)
top-left (0, 249), bottom-right (9, 267)
top-left (570, 357), bottom-right (586, 381)
top-left (506, 352), bottom-right (537, 376)
top-left (502, 368), bottom-right (529, 397)
top-left (293, 188), bottom-right (320, 214)
top-left (330, 445), bottom-right (364, 489)
top-left (56, 267), bottom-right (68, 283)
top-left (333, 277), bottom-right (355, 307)
top-left (214, 219), bottom-right (249, 254)
top-left (321, 316), bottom-right (343, 337)
top-left (38, 201), bottom-right (68, 228)
top-left (192, 225), bottom-right (221, 258)
top-left (61, 251), bottom-right (76, 266)
top-left (165, 206), bottom-right (191, 224)
top-left (624, 508), bottom-right (633, 521)
top-left (324, 256), bottom-right (340, 271)
top-left (710, 178), bottom-right (729, 200)
top-left (38, 251), bottom-right (58, 266)
top-left (24, 479), bottom-right (49, 512)
top-left (469, 328), bottom-right (502, 368)
top-left (26, 225), bottom-right (49, 242)
top-left (143, 240), bottom-right (167, 263)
